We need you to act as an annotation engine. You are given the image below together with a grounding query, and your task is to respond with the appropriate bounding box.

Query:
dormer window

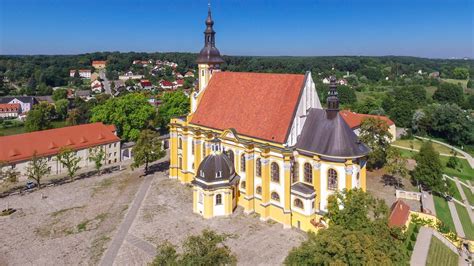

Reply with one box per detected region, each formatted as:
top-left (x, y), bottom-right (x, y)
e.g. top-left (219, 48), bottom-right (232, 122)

top-left (216, 171), bottom-right (222, 178)
top-left (200, 170), bottom-right (205, 177)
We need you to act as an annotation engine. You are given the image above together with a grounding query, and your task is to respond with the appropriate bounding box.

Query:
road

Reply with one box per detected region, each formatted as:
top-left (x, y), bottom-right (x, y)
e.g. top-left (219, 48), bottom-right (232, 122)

top-left (99, 70), bottom-right (112, 95)
top-left (415, 136), bottom-right (474, 169)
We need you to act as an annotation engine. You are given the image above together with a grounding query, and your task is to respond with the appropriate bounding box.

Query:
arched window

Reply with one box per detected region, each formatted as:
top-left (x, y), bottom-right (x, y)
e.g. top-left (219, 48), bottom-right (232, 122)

top-left (256, 158), bottom-right (262, 177)
top-left (241, 181), bottom-right (246, 189)
top-left (178, 137), bottom-right (182, 150)
top-left (292, 162), bottom-right (299, 183)
top-left (271, 162), bottom-right (280, 183)
top-left (215, 194), bottom-right (222, 205)
top-left (294, 198), bottom-right (304, 209)
top-left (271, 192), bottom-right (280, 202)
top-left (178, 157), bottom-right (183, 170)
top-left (256, 186), bottom-right (262, 195)
top-left (225, 150), bottom-right (234, 165)
top-left (304, 163), bottom-right (312, 184)
top-left (240, 154), bottom-right (246, 172)
top-left (328, 169), bottom-right (338, 190)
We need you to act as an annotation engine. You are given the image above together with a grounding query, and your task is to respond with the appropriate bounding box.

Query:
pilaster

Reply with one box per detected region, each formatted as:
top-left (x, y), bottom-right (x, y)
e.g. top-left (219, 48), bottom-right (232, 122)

top-left (260, 151), bottom-right (271, 221)
top-left (194, 134), bottom-right (203, 173)
top-left (312, 156), bottom-right (321, 211)
top-left (360, 160), bottom-right (367, 191)
top-left (345, 159), bottom-right (353, 190)
top-left (244, 146), bottom-right (255, 214)
top-left (203, 192), bottom-right (214, 219)
top-left (169, 126), bottom-right (179, 179)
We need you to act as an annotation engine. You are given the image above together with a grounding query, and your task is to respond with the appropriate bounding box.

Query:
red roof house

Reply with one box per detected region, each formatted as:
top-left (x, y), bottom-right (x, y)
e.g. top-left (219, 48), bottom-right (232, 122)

top-left (340, 110), bottom-right (395, 129)
top-left (388, 200), bottom-right (411, 228)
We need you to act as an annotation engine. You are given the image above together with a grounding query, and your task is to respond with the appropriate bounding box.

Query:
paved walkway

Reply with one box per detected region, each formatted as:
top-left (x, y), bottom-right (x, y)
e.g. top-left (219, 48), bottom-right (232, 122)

top-left (421, 191), bottom-right (436, 216)
top-left (447, 200), bottom-right (465, 238)
top-left (99, 174), bottom-right (154, 266)
top-left (415, 136), bottom-right (474, 169)
top-left (411, 227), bottom-right (432, 266)
top-left (391, 144), bottom-right (466, 158)
top-left (453, 176), bottom-right (474, 223)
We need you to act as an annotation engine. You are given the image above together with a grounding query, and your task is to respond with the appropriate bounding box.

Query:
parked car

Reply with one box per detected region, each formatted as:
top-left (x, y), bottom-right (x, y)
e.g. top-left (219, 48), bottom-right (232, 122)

top-left (25, 180), bottom-right (37, 190)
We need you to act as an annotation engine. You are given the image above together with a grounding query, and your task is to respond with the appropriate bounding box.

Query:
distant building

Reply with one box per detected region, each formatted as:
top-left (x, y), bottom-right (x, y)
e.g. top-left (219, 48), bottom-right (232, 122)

top-left (388, 200), bottom-right (411, 228)
top-left (69, 69), bottom-right (91, 79)
top-left (322, 77), bottom-right (330, 84)
top-left (34, 96), bottom-right (54, 105)
top-left (337, 79), bottom-right (348, 86)
top-left (75, 90), bottom-right (92, 100)
top-left (184, 71), bottom-right (195, 78)
top-left (0, 123), bottom-right (121, 181)
top-left (0, 96), bottom-right (38, 113)
top-left (429, 71), bottom-right (440, 78)
top-left (119, 71), bottom-right (144, 80)
top-left (92, 60), bottom-right (107, 69)
top-left (176, 73), bottom-right (184, 79)
top-left (174, 79), bottom-right (184, 88)
top-left (339, 110), bottom-right (396, 142)
top-left (140, 80), bottom-right (153, 90)
top-left (91, 80), bottom-right (103, 93)
top-left (160, 80), bottom-right (173, 89)
top-left (0, 103), bottom-right (21, 118)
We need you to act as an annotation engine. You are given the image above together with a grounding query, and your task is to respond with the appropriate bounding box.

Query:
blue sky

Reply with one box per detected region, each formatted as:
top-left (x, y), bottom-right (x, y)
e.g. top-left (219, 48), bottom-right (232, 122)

top-left (0, 0), bottom-right (472, 58)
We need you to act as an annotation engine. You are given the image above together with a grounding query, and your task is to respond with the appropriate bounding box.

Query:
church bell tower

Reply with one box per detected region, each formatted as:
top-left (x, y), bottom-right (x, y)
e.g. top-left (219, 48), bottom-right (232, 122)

top-left (191, 3), bottom-right (225, 113)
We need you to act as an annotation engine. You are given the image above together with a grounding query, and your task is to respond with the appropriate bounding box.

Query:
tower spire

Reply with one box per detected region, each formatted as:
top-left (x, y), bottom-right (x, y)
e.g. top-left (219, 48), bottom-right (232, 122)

top-left (326, 76), bottom-right (339, 119)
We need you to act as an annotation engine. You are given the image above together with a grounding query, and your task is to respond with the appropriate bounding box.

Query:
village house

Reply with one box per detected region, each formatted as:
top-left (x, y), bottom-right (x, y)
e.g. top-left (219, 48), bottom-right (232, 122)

top-left (0, 103), bottom-right (21, 118)
top-left (339, 110), bottom-right (397, 142)
top-left (69, 69), bottom-right (92, 79)
top-left (139, 80), bottom-right (153, 90)
top-left (160, 80), bottom-right (173, 89)
top-left (0, 123), bottom-right (121, 181)
top-left (92, 60), bottom-right (107, 69)
top-left (0, 96), bottom-right (38, 114)
top-left (184, 71), bottom-right (195, 78)
top-left (90, 80), bottom-right (103, 93)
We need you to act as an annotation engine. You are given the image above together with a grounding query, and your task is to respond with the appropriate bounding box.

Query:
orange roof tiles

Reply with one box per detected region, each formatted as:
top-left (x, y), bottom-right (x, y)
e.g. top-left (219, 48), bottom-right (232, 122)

top-left (190, 72), bottom-right (306, 143)
top-left (0, 103), bottom-right (20, 112)
top-left (340, 110), bottom-right (394, 129)
top-left (0, 122), bottom-right (119, 163)
top-left (388, 200), bottom-right (411, 228)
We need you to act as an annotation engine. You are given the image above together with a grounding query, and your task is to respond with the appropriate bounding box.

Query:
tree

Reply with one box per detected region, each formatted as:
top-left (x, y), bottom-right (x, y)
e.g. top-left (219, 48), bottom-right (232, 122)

top-left (446, 155), bottom-right (460, 170)
top-left (26, 74), bottom-right (37, 95)
top-left (57, 147), bottom-right (81, 179)
top-left (337, 85), bottom-right (357, 105)
top-left (66, 108), bottom-right (81, 126)
top-left (433, 82), bottom-right (464, 105)
top-left (132, 129), bottom-right (165, 175)
top-left (0, 72), bottom-right (11, 96)
top-left (359, 118), bottom-right (392, 170)
top-left (412, 142), bottom-right (445, 192)
top-left (157, 90), bottom-right (190, 131)
top-left (25, 151), bottom-right (50, 189)
top-left (91, 93), bottom-right (155, 141)
top-left (0, 161), bottom-right (19, 183)
top-left (89, 147), bottom-right (106, 175)
top-left (452, 67), bottom-right (469, 80)
top-left (55, 99), bottom-right (69, 120)
top-left (467, 79), bottom-right (473, 89)
top-left (52, 88), bottom-right (68, 101)
top-left (24, 102), bottom-right (55, 132)
top-left (285, 189), bottom-right (408, 265)
top-left (385, 147), bottom-right (409, 188)
top-left (150, 230), bottom-right (237, 266)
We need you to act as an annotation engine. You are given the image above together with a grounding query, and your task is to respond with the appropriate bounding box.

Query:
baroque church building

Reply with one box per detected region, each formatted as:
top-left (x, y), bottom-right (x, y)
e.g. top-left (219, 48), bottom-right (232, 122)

top-left (169, 7), bottom-right (369, 232)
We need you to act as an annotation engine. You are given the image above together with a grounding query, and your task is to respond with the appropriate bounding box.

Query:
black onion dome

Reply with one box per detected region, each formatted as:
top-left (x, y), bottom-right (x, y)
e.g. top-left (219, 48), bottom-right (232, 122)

top-left (192, 152), bottom-right (239, 189)
top-left (196, 6), bottom-right (224, 64)
top-left (296, 108), bottom-right (370, 158)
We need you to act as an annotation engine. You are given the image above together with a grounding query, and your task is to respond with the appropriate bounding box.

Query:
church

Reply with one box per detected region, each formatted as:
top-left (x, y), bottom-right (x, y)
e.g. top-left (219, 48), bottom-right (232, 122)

top-left (169, 6), bottom-right (370, 232)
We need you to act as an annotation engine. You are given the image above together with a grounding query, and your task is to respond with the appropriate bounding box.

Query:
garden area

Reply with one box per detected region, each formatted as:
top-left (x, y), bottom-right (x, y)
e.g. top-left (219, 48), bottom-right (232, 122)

top-left (425, 236), bottom-right (458, 266)
top-left (0, 119), bottom-right (67, 136)
top-left (433, 195), bottom-right (456, 233)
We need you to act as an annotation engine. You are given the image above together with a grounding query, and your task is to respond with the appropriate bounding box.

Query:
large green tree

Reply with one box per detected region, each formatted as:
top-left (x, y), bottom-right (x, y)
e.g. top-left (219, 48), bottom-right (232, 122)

top-left (151, 230), bottom-right (237, 266)
top-left (25, 151), bottom-right (50, 189)
top-left (131, 129), bottom-right (165, 175)
top-left (24, 102), bottom-right (55, 132)
top-left (433, 82), bottom-right (464, 106)
top-left (91, 93), bottom-right (155, 141)
top-left (452, 67), bottom-right (469, 80)
top-left (412, 141), bottom-right (445, 193)
top-left (57, 147), bottom-right (81, 179)
top-left (285, 189), bottom-right (408, 265)
top-left (358, 118), bottom-right (392, 170)
top-left (55, 99), bottom-right (69, 120)
top-left (157, 90), bottom-right (190, 131)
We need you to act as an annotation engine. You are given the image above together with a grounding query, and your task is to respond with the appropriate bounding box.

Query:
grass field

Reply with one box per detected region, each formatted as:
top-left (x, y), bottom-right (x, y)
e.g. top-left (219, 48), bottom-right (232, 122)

top-left (0, 120), bottom-right (68, 136)
top-left (461, 184), bottom-right (474, 206)
top-left (433, 195), bottom-right (456, 233)
top-left (426, 236), bottom-right (458, 266)
top-left (393, 139), bottom-right (455, 155)
top-left (454, 202), bottom-right (474, 240)
top-left (441, 78), bottom-right (468, 88)
top-left (441, 157), bottom-right (474, 182)
top-left (446, 179), bottom-right (462, 202)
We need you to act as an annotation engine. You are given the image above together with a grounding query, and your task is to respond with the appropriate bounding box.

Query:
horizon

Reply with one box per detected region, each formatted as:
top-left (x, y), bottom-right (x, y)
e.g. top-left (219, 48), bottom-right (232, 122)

top-left (0, 0), bottom-right (473, 59)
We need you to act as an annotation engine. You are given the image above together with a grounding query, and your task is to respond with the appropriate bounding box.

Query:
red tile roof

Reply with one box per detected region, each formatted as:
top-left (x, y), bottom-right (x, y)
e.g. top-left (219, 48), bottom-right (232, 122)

top-left (160, 80), bottom-right (173, 86)
top-left (340, 110), bottom-right (395, 129)
top-left (92, 60), bottom-right (106, 65)
top-left (388, 200), bottom-right (411, 228)
top-left (0, 103), bottom-right (20, 112)
top-left (0, 122), bottom-right (119, 164)
top-left (190, 72), bottom-right (306, 143)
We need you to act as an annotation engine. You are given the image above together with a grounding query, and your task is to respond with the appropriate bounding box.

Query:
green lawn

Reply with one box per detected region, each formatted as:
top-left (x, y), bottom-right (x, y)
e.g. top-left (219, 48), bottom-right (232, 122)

top-left (441, 78), bottom-right (468, 89)
top-left (426, 236), bottom-right (458, 266)
top-left (461, 184), bottom-right (474, 206)
top-left (454, 202), bottom-right (474, 240)
top-left (433, 195), bottom-right (456, 233)
top-left (0, 120), bottom-right (68, 136)
top-left (446, 179), bottom-right (462, 202)
top-left (393, 139), bottom-right (454, 155)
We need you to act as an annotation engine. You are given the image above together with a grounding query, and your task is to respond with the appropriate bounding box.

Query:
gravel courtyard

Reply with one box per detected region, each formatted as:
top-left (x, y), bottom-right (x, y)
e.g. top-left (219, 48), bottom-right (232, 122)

top-left (114, 171), bottom-right (307, 265)
top-left (0, 168), bottom-right (142, 265)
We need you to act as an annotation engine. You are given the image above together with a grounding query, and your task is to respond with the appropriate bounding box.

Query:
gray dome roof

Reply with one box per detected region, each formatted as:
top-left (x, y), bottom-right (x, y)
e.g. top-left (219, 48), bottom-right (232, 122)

top-left (193, 152), bottom-right (239, 189)
top-left (196, 46), bottom-right (224, 64)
